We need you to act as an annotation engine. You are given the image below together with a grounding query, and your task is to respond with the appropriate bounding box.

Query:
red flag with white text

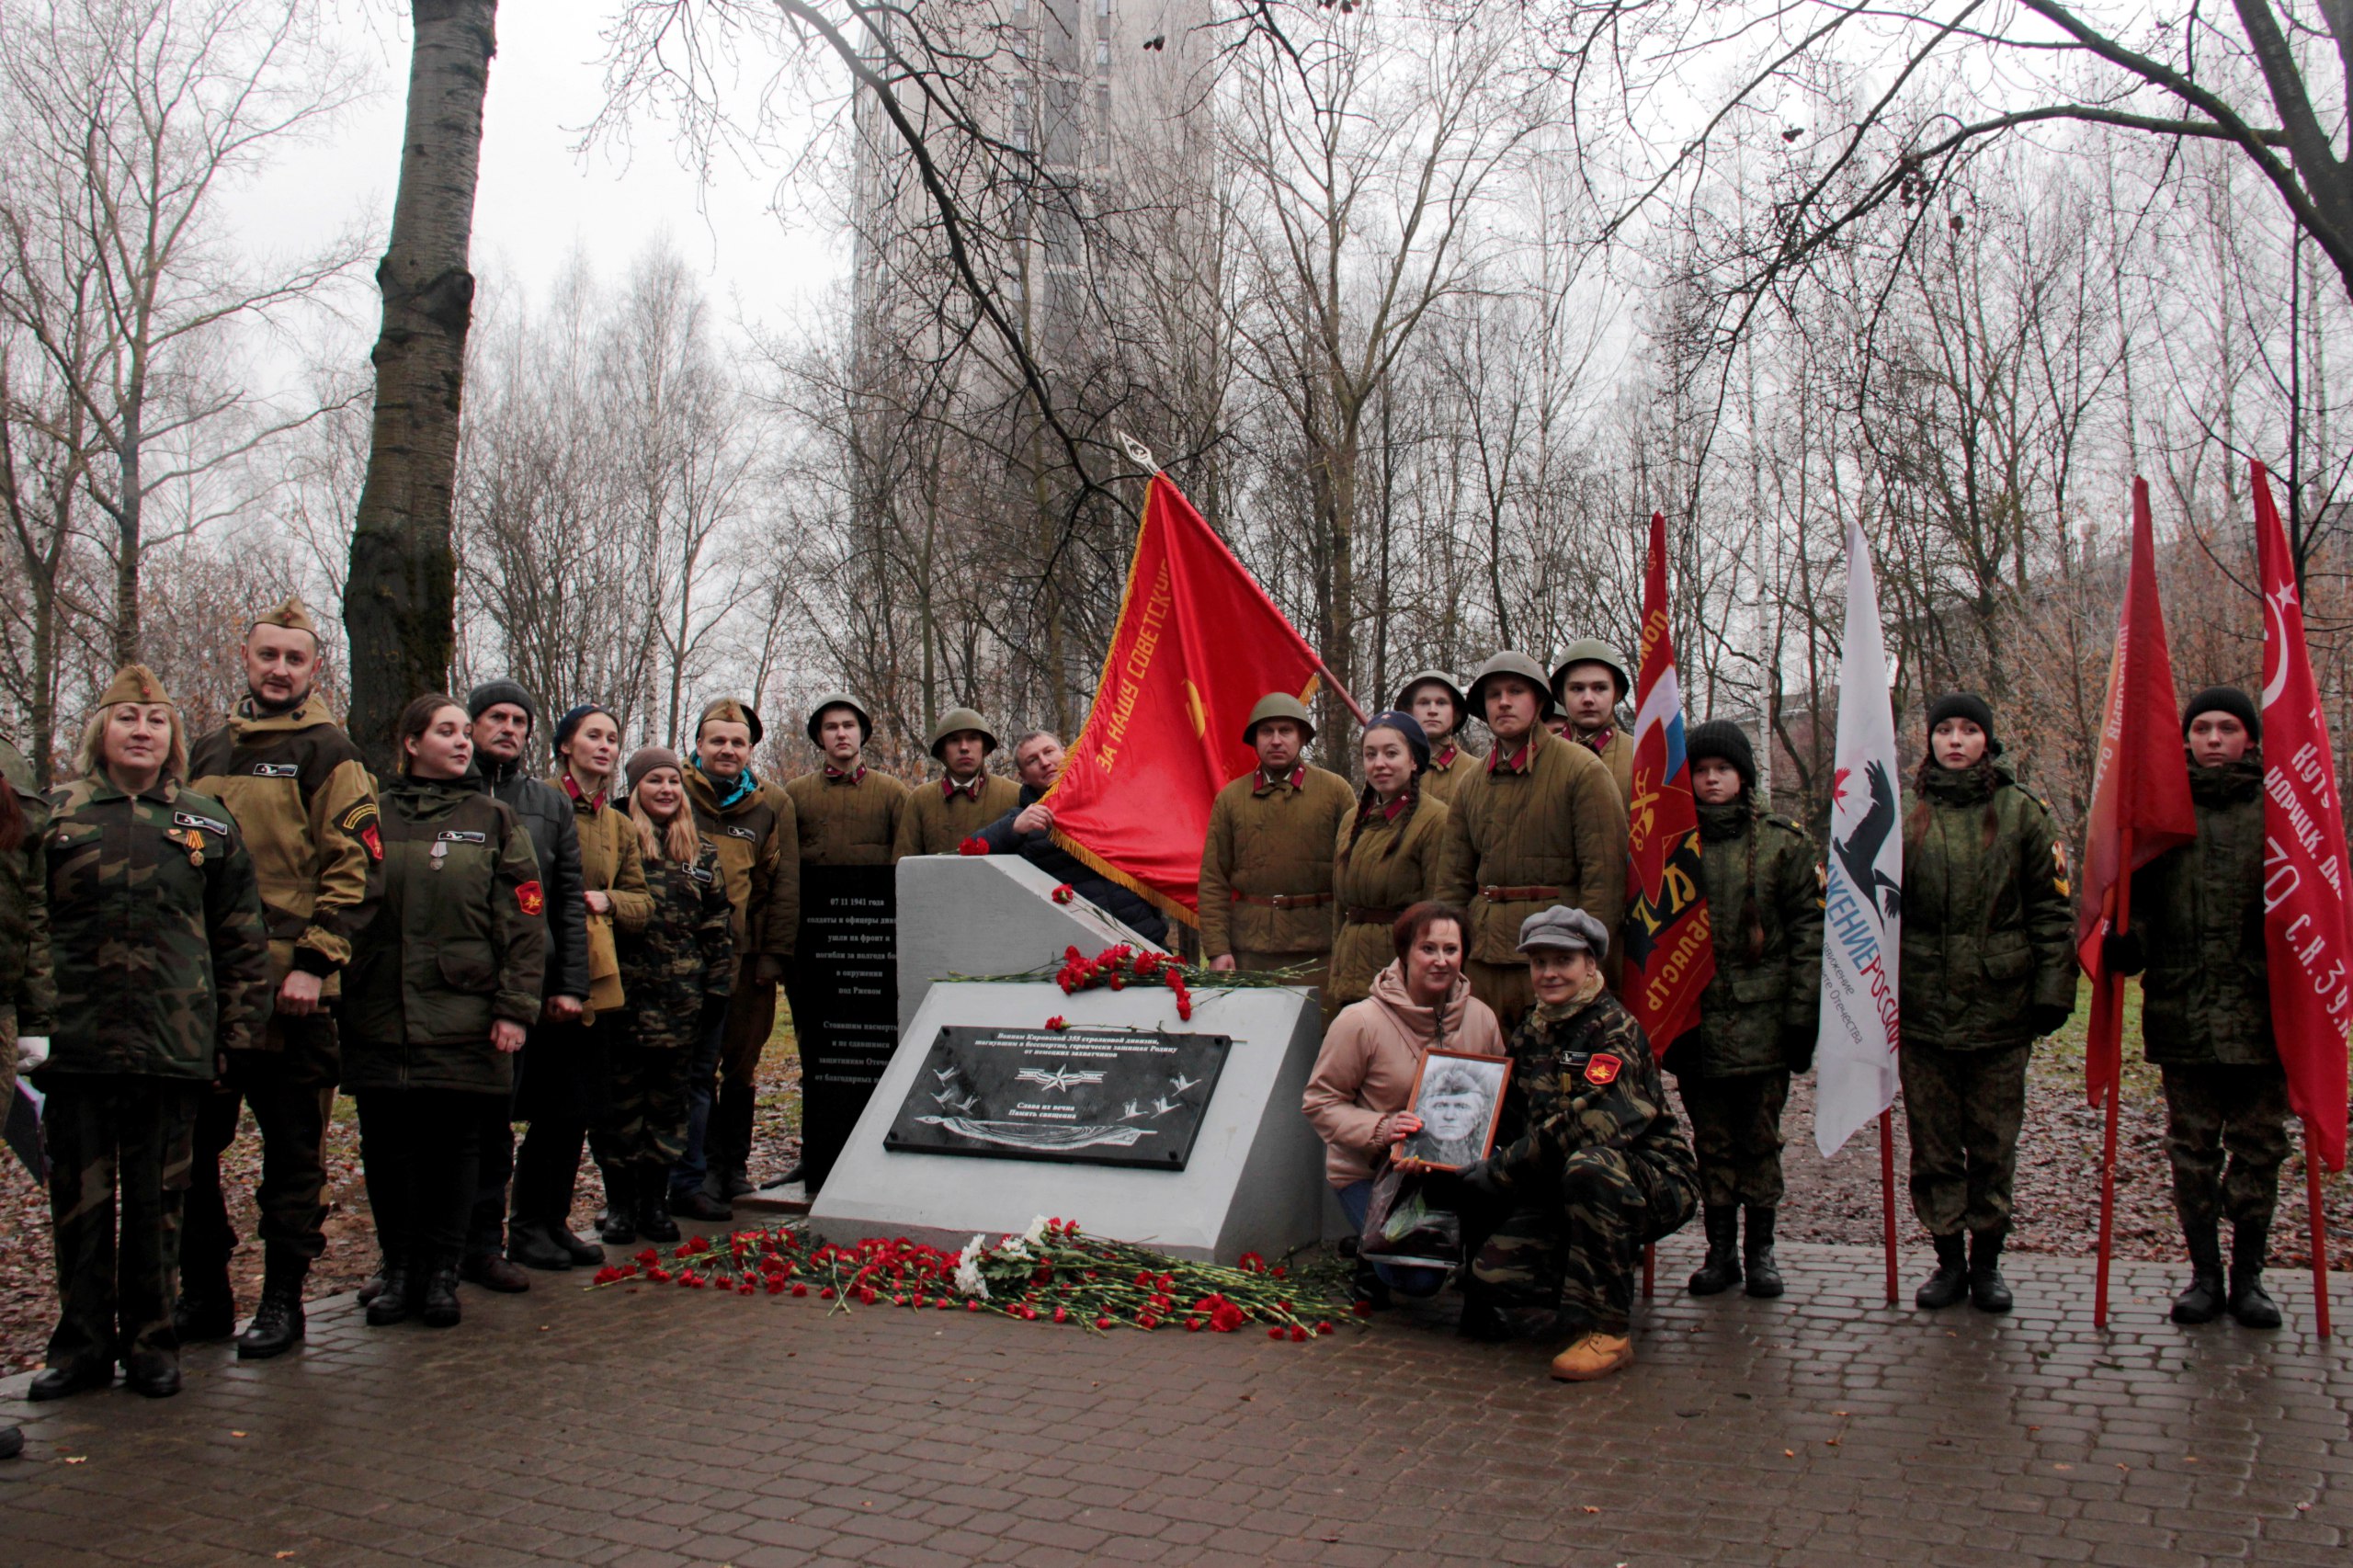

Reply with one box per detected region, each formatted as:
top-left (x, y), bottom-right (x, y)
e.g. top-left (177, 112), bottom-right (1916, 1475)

top-left (2075, 479), bottom-right (2195, 1106)
top-left (2254, 461), bottom-right (2351, 1170)
top-left (1621, 511), bottom-right (1713, 1052)
top-left (1042, 473), bottom-right (1324, 925)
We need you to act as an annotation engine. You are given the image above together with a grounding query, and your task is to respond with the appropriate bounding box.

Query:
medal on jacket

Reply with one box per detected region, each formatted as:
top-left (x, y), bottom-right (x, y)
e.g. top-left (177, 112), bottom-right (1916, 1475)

top-left (430, 841), bottom-right (449, 872)
top-left (169, 826), bottom-right (203, 866)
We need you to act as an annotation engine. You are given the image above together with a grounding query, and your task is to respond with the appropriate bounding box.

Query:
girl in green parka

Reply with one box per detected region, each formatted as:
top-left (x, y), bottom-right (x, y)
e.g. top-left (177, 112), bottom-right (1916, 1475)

top-left (2106, 687), bottom-right (2287, 1330)
top-left (342, 696), bottom-right (546, 1331)
top-left (1899, 694), bottom-right (2076, 1315)
top-left (1674, 721), bottom-right (1823, 1302)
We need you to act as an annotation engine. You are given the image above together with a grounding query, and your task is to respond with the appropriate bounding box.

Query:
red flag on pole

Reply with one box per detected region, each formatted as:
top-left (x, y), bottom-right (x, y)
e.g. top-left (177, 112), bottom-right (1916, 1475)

top-left (2075, 478), bottom-right (2195, 1329)
top-left (2253, 461), bottom-right (2352, 1173)
top-left (1621, 512), bottom-right (1713, 1051)
top-left (2076, 478), bottom-right (2197, 1104)
top-left (1042, 472), bottom-right (1327, 926)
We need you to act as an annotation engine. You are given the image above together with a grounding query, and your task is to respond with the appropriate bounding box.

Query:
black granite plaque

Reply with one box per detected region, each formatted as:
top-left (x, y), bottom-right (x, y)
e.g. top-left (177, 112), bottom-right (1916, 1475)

top-left (882, 1025), bottom-right (1231, 1169)
top-left (789, 864), bottom-right (900, 1188)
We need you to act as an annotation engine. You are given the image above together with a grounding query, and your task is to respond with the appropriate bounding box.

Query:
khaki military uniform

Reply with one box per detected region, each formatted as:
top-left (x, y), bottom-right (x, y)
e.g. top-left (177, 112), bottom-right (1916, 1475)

top-left (893, 772), bottom-right (1021, 859)
top-left (1325, 791), bottom-right (1449, 1015)
top-left (38, 774), bottom-right (271, 1373)
top-left (1466, 981), bottom-right (1698, 1337)
top-left (1198, 765), bottom-right (1355, 985)
top-left (1574, 727), bottom-right (1637, 806)
top-left (784, 766), bottom-right (909, 867)
top-left (1418, 744), bottom-right (1483, 808)
top-left (1897, 759), bottom-right (2075, 1239)
top-left (1436, 728), bottom-right (1630, 1031)
top-left (183, 697), bottom-right (382, 1286)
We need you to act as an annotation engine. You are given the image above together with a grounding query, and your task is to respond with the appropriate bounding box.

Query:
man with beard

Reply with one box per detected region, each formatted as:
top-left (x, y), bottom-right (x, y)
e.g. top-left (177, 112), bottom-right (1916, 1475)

top-left (179, 598), bottom-right (381, 1359)
top-left (457, 681), bottom-right (587, 1291)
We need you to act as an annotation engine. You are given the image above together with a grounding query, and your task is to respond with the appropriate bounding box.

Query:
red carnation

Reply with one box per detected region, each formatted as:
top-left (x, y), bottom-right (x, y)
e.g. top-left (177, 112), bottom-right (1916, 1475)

top-left (1051, 883), bottom-right (1074, 904)
top-left (1095, 1315), bottom-right (1113, 1331)
top-left (1045, 1015), bottom-right (1068, 1031)
top-left (1186, 1317), bottom-right (1203, 1332)
top-left (1267, 1326), bottom-right (1283, 1340)
top-left (1052, 1306), bottom-right (1069, 1324)
top-left (959, 836), bottom-right (991, 856)
top-left (1289, 1324), bottom-right (1309, 1343)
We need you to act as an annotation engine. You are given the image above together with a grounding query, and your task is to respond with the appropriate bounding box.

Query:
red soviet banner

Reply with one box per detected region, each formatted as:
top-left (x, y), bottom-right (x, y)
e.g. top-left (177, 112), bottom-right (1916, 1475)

top-left (1044, 472), bottom-right (1324, 925)
top-left (2254, 460), bottom-right (2351, 1171)
top-left (2075, 478), bottom-right (2196, 1107)
top-left (1623, 511), bottom-right (1712, 1052)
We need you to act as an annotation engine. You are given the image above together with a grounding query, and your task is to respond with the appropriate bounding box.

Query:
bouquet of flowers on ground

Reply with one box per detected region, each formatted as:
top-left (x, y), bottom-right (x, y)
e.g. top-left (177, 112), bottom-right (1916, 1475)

top-left (589, 1218), bottom-right (1360, 1340)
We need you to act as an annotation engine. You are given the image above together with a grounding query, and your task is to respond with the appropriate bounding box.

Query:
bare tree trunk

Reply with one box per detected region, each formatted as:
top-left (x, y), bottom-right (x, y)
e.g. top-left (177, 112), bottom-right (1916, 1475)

top-left (345, 0), bottom-right (497, 768)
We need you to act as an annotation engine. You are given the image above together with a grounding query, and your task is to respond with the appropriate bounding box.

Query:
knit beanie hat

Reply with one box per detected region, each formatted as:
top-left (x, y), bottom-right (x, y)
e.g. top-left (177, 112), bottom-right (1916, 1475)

top-left (468, 678), bottom-right (539, 728)
top-left (1925, 692), bottom-right (2002, 756)
top-left (1685, 719), bottom-right (1756, 792)
top-left (625, 746), bottom-right (683, 791)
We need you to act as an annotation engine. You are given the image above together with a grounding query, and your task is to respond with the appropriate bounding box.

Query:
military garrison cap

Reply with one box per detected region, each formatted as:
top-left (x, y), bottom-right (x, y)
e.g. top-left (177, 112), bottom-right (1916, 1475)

top-left (248, 596), bottom-right (320, 638)
top-left (928, 707), bottom-right (999, 759)
top-left (1242, 691), bottom-right (1315, 747)
top-left (1517, 904), bottom-right (1610, 958)
top-left (697, 697), bottom-right (764, 747)
top-left (97, 664), bottom-right (173, 709)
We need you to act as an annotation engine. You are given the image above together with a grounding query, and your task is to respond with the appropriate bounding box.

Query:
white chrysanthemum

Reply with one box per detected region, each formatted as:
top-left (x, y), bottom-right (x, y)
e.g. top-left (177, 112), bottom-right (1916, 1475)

top-left (953, 1234), bottom-right (991, 1299)
top-left (1023, 1214), bottom-right (1051, 1245)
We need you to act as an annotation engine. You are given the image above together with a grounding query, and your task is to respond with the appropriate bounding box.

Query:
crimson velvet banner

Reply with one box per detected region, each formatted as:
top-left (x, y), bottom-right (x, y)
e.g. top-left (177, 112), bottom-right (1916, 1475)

top-left (1045, 473), bottom-right (1324, 926)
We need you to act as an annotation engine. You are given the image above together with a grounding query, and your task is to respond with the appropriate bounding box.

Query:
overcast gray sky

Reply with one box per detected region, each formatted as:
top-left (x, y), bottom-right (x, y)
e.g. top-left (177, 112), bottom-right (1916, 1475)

top-left (228, 3), bottom-right (844, 349)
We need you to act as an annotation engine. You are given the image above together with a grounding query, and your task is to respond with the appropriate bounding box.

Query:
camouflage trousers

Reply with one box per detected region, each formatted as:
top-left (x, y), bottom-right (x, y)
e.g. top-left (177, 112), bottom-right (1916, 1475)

top-left (2162, 1063), bottom-right (2290, 1239)
top-left (1466, 960), bottom-right (1536, 1037)
top-left (183, 1011), bottom-right (339, 1278)
top-left (1677, 1069), bottom-right (1790, 1210)
top-left (591, 1040), bottom-right (692, 1174)
top-left (1899, 1040), bottom-right (2029, 1237)
top-left (1469, 1146), bottom-right (1699, 1335)
top-left (40, 1074), bottom-right (204, 1369)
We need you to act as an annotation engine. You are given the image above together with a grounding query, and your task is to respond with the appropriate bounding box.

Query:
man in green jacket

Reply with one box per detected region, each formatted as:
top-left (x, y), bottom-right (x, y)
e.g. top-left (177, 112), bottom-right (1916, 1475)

top-left (1198, 693), bottom-right (1355, 983)
top-left (2107, 687), bottom-right (2288, 1329)
top-left (1672, 720), bottom-right (1822, 1301)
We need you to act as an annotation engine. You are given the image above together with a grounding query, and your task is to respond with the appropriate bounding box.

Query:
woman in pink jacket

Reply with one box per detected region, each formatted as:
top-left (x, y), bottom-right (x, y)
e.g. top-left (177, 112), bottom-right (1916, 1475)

top-left (1304, 901), bottom-right (1505, 1304)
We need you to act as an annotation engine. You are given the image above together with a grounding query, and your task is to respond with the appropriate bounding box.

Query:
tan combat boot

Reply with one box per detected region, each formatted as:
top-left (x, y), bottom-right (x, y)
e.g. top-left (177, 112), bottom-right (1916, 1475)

top-left (1548, 1332), bottom-right (1634, 1381)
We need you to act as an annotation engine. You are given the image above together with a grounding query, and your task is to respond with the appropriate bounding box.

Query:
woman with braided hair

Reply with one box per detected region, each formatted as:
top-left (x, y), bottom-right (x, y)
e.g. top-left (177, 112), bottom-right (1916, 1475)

top-left (1324, 711), bottom-right (1451, 1017)
top-left (1671, 721), bottom-right (1822, 1301)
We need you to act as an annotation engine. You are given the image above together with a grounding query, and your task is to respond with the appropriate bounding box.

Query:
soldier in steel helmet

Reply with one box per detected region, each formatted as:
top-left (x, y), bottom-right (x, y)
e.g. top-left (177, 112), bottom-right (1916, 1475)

top-left (1436, 652), bottom-right (1629, 1030)
top-left (1552, 639), bottom-right (1636, 807)
top-left (1393, 670), bottom-right (1482, 807)
top-left (893, 707), bottom-right (1020, 859)
top-left (1198, 692), bottom-right (1355, 988)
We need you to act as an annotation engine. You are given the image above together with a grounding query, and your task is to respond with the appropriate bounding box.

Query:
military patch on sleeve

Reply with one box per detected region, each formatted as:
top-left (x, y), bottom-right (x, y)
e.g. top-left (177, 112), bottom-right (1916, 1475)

top-left (1583, 1053), bottom-right (1622, 1086)
top-left (338, 801), bottom-right (383, 861)
top-left (173, 810), bottom-right (231, 836)
top-left (2051, 841), bottom-right (2071, 898)
top-left (516, 880), bottom-right (546, 916)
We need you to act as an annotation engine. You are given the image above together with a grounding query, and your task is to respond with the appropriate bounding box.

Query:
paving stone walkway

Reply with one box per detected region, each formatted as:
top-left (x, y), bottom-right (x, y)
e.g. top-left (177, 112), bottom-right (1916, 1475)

top-left (0, 1235), bottom-right (2346, 1567)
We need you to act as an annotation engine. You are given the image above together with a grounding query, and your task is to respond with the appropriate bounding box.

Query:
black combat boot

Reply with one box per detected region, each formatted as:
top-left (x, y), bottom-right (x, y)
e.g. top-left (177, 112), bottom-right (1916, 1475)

top-left (2171, 1224), bottom-right (2226, 1325)
top-left (672, 1182), bottom-right (732, 1222)
top-left (27, 1359), bottom-right (113, 1401)
top-left (1743, 1208), bottom-right (1785, 1299)
top-left (2227, 1222), bottom-right (2281, 1329)
top-left (638, 1166), bottom-right (681, 1243)
top-left (1967, 1227), bottom-right (2013, 1313)
top-left (365, 1261), bottom-right (416, 1326)
top-left (548, 1220), bottom-right (604, 1266)
top-left (461, 1250), bottom-right (532, 1292)
top-left (0, 1425), bottom-right (21, 1460)
top-left (1915, 1233), bottom-right (1969, 1309)
top-left (421, 1257), bottom-right (463, 1329)
top-left (714, 1084), bottom-right (758, 1198)
top-left (172, 1256), bottom-right (235, 1343)
top-left (504, 1218), bottom-right (574, 1272)
top-left (1687, 1205), bottom-right (1742, 1296)
top-left (123, 1350), bottom-right (181, 1399)
top-left (236, 1256), bottom-right (308, 1360)
top-left (597, 1165), bottom-right (637, 1245)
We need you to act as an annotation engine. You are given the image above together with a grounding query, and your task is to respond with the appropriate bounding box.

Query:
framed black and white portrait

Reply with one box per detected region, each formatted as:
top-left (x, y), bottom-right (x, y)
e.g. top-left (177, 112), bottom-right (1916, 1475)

top-left (1398, 1051), bottom-right (1510, 1171)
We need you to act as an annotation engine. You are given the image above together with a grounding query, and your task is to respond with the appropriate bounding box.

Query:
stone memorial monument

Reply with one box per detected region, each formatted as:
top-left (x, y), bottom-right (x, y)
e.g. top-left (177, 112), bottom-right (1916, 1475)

top-left (810, 855), bottom-right (1327, 1262)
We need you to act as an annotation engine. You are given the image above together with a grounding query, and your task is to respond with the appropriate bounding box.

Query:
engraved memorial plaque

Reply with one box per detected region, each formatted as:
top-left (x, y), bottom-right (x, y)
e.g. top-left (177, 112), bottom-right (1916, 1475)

top-left (883, 1025), bottom-right (1230, 1169)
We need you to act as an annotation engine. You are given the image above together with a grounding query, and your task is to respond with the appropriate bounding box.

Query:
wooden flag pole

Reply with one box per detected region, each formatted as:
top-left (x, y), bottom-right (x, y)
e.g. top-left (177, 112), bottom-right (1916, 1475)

top-left (1879, 1108), bottom-right (1898, 1305)
top-left (1311, 658), bottom-right (1370, 726)
top-left (2093, 827), bottom-right (2135, 1331)
top-left (2308, 1141), bottom-right (2333, 1339)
